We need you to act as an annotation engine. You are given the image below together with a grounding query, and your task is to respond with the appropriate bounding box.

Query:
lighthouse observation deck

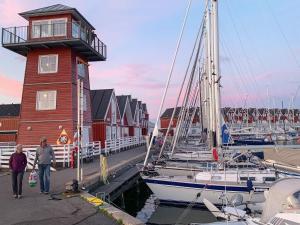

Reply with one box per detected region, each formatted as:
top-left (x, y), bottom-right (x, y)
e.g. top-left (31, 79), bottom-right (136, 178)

top-left (1, 21), bottom-right (106, 61)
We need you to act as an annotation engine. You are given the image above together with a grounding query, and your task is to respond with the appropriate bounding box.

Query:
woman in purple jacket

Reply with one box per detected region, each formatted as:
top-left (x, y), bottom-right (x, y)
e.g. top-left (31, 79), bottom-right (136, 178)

top-left (9, 144), bottom-right (27, 198)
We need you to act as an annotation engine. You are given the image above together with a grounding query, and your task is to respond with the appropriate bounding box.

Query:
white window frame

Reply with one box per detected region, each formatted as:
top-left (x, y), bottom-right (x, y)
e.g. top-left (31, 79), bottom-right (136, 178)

top-left (36, 90), bottom-right (57, 111)
top-left (38, 54), bottom-right (58, 74)
top-left (32, 18), bottom-right (67, 38)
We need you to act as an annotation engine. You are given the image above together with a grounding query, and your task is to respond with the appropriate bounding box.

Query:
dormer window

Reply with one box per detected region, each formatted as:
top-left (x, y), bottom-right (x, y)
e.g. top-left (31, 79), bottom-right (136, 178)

top-left (32, 18), bottom-right (67, 38)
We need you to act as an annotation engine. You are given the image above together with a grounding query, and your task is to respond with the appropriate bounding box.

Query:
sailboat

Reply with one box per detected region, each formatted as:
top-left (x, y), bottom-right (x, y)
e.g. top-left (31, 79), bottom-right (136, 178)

top-left (141, 0), bottom-right (279, 210)
top-left (199, 178), bottom-right (300, 225)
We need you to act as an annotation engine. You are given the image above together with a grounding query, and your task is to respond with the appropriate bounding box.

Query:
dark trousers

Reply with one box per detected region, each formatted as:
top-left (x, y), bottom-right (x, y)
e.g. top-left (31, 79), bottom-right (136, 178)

top-left (11, 171), bottom-right (24, 195)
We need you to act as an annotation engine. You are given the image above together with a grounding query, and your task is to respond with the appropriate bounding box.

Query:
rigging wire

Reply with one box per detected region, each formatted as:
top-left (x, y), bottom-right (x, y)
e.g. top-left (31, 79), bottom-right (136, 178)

top-left (219, 37), bottom-right (248, 106)
top-left (143, 0), bottom-right (192, 167)
top-left (223, 0), bottom-right (267, 108)
top-left (171, 38), bottom-right (204, 155)
top-left (264, 0), bottom-right (300, 69)
top-left (158, 9), bottom-right (207, 158)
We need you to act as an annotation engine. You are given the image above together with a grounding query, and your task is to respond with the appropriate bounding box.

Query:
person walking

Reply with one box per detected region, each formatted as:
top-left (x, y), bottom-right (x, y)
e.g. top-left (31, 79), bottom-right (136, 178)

top-left (9, 144), bottom-right (27, 199)
top-left (33, 137), bottom-right (56, 194)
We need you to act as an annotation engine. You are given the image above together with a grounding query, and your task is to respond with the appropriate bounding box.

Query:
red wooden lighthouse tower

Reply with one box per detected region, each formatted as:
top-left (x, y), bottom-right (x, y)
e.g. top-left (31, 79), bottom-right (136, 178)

top-left (1, 4), bottom-right (106, 145)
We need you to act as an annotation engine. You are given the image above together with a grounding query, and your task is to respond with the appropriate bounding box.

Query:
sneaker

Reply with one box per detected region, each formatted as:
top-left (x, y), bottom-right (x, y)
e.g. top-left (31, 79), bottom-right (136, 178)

top-left (13, 194), bottom-right (17, 198)
top-left (18, 195), bottom-right (22, 199)
top-left (40, 191), bottom-right (44, 194)
top-left (44, 192), bottom-right (49, 195)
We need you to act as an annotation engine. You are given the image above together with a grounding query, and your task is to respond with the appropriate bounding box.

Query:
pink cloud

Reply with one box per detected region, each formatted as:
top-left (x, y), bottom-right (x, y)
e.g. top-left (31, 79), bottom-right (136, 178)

top-left (90, 63), bottom-right (169, 90)
top-left (0, 0), bottom-right (28, 27)
top-left (89, 63), bottom-right (182, 118)
top-left (0, 75), bottom-right (22, 99)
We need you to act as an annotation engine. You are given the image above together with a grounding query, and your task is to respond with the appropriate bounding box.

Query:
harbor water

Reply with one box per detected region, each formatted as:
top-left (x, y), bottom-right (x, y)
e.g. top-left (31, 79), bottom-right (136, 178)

top-left (113, 176), bottom-right (217, 225)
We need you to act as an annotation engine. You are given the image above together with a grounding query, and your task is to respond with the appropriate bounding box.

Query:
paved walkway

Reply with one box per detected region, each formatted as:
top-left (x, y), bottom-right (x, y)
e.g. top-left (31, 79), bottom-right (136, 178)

top-left (0, 146), bottom-right (147, 225)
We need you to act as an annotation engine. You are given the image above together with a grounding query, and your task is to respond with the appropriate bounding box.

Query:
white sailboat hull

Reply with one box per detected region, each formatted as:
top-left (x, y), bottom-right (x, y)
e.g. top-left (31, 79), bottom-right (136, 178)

top-left (144, 177), bottom-right (267, 209)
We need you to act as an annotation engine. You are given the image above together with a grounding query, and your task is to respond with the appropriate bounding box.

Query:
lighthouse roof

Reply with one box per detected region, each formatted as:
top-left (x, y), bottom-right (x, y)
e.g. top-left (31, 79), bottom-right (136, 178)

top-left (19, 4), bottom-right (95, 30)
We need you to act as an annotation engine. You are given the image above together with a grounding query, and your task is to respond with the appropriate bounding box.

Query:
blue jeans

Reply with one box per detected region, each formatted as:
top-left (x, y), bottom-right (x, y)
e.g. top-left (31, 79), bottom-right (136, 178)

top-left (38, 164), bottom-right (51, 192)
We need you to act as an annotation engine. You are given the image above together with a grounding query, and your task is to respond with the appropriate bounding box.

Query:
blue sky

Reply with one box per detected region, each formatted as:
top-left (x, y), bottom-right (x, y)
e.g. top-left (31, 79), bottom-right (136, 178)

top-left (0, 0), bottom-right (300, 119)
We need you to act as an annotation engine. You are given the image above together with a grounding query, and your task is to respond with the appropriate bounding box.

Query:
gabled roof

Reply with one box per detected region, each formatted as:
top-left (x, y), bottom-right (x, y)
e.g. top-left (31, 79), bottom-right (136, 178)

top-left (130, 99), bottom-right (138, 117)
top-left (161, 107), bottom-right (181, 119)
top-left (91, 89), bottom-right (113, 120)
top-left (142, 103), bottom-right (147, 113)
top-left (161, 107), bottom-right (200, 119)
top-left (0, 104), bottom-right (20, 117)
top-left (19, 4), bottom-right (95, 29)
top-left (116, 95), bottom-right (127, 118)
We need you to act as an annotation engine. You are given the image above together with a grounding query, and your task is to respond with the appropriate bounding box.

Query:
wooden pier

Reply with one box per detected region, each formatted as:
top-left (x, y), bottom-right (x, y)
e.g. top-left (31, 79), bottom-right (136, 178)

top-left (0, 146), bottom-right (149, 225)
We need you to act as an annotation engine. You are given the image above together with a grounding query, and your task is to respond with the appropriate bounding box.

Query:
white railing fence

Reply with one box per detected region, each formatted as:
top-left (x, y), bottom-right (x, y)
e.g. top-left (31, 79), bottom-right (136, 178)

top-left (104, 136), bottom-right (146, 155)
top-left (0, 136), bottom-right (146, 169)
top-left (0, 142), bottom-right (100, 170)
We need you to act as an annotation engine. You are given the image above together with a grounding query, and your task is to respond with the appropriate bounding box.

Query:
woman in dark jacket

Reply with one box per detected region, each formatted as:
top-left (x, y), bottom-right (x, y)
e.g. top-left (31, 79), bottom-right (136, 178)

top-left (9, 144), bottom-right (27, 198)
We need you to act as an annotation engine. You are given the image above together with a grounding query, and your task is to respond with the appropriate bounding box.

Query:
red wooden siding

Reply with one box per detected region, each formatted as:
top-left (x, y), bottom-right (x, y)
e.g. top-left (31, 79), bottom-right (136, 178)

top-left (18, 121), bottom-right (74, 145)
top-left (0, 116), bottom-right (19, 143)
top-left (0, 134), bottom-right (17, 142)
top-left (129, 126), bottom-right (134, 136)
top-left (92, 122), bottom-right (106, 148)
top-left (160, 118), bottom-right (178, 129)
top-left (18, 45), bottom-right (93, 145)
top-left (0, 117), bottom-right (19, 131)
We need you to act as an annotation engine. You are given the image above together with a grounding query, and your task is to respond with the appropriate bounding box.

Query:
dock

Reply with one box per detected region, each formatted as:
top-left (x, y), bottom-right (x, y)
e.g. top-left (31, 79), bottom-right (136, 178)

top-left (0, 146), bottom-right (149, 225)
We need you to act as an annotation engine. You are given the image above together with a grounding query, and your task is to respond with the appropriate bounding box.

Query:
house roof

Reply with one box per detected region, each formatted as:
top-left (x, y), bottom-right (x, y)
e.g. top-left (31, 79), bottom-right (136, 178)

top-left (130, 99), bottom-right (138, 117)
top-left (91, 89), bottom-right (113, 120)
top-left (19, 4), bottom-right (95, 30)
top-left (142, 103), bottom-right (147, 113)
top-left (161, 107), bottom-right (181, 118)
top-left (0, 104), bottom-right (20, 117)
top-left (161, 107), bottom-right (201, 119)
top-left (137, 101), bottom-right (142, 111)
top-left (116, 95), bottom-right (127, 118)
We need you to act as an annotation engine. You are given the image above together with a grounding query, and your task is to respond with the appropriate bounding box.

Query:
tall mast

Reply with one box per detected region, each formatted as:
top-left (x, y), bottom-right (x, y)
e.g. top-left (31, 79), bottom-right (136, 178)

top-left (206, 5), bottom-right (214, 149)
top-left (212, 0), bottom-right (222, 148)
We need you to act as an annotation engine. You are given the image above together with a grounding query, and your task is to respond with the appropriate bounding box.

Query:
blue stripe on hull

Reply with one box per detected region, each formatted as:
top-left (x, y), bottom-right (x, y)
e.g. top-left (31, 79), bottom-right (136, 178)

top-left (144, 178), bottom-right (265, 192)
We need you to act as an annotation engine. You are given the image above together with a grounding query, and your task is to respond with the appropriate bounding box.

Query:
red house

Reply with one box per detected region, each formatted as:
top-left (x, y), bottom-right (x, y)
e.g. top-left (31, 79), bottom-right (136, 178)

top-left (160, 107), bottom-right (200, 136)
top-left (91, 89), bottom-right (121, 147)
top-left (116, 95), bottom-right (134, 138)
top-left (0, 104), bottom-right (20, 143)
top-left (129, 99), bottom-right (140, 138)
top-left (141, 103), bottom-right (149, 135)
top-left (160, 107), bottom-right (181, 136)
top-left (2, 4), bottom-right (106, 145)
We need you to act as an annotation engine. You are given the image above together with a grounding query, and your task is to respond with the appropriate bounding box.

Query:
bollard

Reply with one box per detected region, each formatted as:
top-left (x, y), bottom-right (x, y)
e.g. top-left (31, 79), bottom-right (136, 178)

top-left (100, 154), bottom-right (108, 184)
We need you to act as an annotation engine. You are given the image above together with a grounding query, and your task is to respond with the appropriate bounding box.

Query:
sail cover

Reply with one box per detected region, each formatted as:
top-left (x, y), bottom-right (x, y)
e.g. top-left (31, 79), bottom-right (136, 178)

top-left (221, 124), bottom-right (230, 144)
top-left (260, 178), bottom-right (300, 223)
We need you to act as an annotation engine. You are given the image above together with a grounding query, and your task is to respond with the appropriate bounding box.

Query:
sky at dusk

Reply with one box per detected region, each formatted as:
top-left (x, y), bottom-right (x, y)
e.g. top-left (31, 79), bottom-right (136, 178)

top-left (0, 0), bottom-right (300, 120)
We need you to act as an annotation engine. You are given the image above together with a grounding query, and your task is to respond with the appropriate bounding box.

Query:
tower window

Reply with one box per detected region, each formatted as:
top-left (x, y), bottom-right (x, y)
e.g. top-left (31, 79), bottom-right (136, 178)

top-left (32, 18), bottom-right (67, 38)
top-left (38, 55), bottom-right (58, 74)
top-left (77, 62), bottom-right (86, 77)
top-left (36, 90), bottom-right (57, 110)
